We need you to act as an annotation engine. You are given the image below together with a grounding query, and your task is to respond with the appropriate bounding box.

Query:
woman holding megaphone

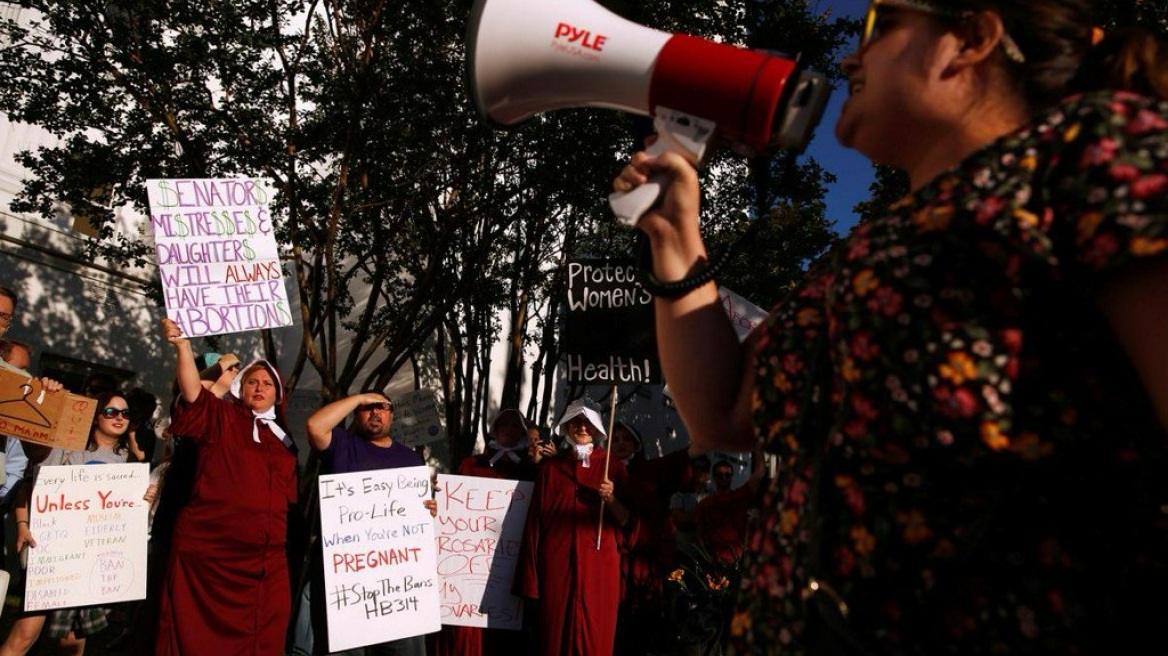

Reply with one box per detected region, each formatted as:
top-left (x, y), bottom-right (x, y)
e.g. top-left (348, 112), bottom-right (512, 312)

top-left (615, 1), bottom-right (1168, 654)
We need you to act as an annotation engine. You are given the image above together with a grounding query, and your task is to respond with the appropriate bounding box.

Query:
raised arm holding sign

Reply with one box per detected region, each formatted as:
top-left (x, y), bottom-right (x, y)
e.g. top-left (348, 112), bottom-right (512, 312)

top-left (154, 319), bottom-right (299, 656)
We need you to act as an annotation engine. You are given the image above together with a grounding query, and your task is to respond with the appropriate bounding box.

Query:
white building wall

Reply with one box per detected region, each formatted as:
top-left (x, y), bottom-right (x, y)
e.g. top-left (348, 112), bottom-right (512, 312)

top-left (0, 112), bottom-right (284, 450)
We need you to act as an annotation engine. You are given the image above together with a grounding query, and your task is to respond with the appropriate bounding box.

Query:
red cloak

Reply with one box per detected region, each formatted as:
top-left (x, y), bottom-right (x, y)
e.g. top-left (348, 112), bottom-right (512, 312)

top-left (155, 388), bottom-right (298, 656)
top-left (619, 448), bottom-right (691, 609)
top-left (696, 485), bottom-right (753, 565)
top-left (515, 447), bottom-right (629, 656)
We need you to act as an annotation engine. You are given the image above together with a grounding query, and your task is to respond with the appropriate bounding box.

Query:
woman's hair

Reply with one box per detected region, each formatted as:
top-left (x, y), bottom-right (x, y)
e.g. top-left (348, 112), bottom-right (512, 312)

top-left (90, 390), bottom-right (134, 458)
top-left (0, 338), bottom-right (30, 362)
top-left (956, 0), bottom-right (1168, 108)
top-left (0, 285), bottom-right (17, 309)
top-left (1071, 27), bottom-right (1168, 100)
top-left (125, 387), bottom-right (158, 462)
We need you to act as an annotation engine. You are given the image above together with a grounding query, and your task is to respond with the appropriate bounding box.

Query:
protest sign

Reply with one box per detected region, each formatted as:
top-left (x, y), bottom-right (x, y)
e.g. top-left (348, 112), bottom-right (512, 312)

top-left (0, 370), bottom-right (96, 450)
top-left (0, 570), bottom-right (8, 619)
top-left (25, 463), bottom-right (150, 611)
top-left (146, 177), bottom-right (294, 337)
top-left (718, 286), bottom-right (768, 341)
top-left (393, 389), bottom-right (446, 448)
top-left (561, 258), bottom-right (661, 385)
top-left (318, 466), bottom-right (441, 652)
top-left (434, 474), bottom-right (533, 629)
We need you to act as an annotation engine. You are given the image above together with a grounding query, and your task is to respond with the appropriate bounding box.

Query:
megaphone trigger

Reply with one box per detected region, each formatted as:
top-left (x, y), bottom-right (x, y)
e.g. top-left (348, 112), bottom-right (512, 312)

top-left (608, 108), bottom-right (716, 227)
top-left (648, 107), bottom-right (717, 163)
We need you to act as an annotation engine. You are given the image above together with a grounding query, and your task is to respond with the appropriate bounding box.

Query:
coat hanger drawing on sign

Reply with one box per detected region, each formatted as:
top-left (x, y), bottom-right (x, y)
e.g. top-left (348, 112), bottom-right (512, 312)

top-left (0, 379), bottom-right (53, 428)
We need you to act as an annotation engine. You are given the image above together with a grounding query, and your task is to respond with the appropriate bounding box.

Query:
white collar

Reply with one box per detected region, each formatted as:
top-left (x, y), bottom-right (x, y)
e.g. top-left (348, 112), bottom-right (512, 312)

top-left (251, 406), bottom-right (288, 446)
top-left (571, 442), bottom-right (594, 468)
top-left (487, 439), bottom-right (528, 466)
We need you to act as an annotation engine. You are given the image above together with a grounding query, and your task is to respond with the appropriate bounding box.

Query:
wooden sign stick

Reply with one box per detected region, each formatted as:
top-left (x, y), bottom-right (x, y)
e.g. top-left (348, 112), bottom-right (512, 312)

top-left (597, 385), bottom-right (618, 550)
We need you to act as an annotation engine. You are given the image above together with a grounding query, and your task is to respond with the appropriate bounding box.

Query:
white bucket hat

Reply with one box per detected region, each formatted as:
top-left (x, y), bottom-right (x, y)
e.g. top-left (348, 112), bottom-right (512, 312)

top-left (555, 398), bottom-right (607, 444)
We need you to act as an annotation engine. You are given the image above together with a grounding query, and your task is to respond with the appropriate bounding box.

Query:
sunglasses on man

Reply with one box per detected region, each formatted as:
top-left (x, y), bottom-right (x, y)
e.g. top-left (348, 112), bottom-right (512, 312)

top-left (861, 0), bottom-right (1025, 63)
top-left (358, 402), bottom-right (393, 413)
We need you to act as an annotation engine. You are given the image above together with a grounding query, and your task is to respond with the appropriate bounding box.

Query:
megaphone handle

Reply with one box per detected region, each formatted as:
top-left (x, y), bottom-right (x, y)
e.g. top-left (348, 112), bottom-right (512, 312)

top-left (608, 107), bottom-right (715, 227)
top-left (609, 177), bottom-right (665, 227)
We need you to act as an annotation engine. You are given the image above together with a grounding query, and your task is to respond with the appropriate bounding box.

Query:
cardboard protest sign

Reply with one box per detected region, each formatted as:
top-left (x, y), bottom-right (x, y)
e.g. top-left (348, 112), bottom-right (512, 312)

top-left (0, 370), bottom-right (96, 450)
top-left (318, 466), bottom-right (441, 652)
top-left (25, 463), bottom-right (150, 611)
top-left (146, 178), bottom-right (294, 338)
top-left (561, 258), bottom-right (661, 384)
top-left (434, 475), bottom-right (533, 629)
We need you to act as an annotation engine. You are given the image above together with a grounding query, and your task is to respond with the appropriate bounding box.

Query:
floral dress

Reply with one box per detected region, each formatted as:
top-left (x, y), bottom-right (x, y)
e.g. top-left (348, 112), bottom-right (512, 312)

top-left (730, 91), bottom-right (1168, 656)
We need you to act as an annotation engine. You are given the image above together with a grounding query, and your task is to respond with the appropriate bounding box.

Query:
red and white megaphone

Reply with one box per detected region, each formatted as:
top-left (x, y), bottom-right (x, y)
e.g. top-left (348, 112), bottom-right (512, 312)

top-left (466, 0), bottom-right (831, 225)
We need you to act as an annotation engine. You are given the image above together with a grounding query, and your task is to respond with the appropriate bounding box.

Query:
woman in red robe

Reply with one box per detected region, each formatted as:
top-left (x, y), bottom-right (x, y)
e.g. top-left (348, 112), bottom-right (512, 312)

top-left (156, 318), bottom-right (298, 656)
top-left (609, 420), bottom-right (693, 655)
top-left (516, 399), bottom-right (631, 656)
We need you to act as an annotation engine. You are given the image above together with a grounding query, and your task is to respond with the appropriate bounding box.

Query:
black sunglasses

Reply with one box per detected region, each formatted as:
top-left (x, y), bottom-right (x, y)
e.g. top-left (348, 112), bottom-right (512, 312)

top-left (101, 407), bottom-right (133, 420)
top-left (358, 402), bottom-right (393, 413)
top-left (861, 0), bottom-right (1025, 63)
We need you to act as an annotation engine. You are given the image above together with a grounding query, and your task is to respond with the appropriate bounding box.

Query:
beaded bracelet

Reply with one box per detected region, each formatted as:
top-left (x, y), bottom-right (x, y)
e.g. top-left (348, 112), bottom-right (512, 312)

top-left (635, 231), bottom-right (734, 299)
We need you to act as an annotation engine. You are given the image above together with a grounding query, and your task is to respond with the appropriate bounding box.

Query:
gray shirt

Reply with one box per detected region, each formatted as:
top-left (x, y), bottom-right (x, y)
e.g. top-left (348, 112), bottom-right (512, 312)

top-left (40, 445), bottom-right (130, 467)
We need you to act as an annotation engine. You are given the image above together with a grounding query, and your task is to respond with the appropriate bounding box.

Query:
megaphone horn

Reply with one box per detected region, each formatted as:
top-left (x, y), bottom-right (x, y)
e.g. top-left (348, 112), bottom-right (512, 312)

top-left (466, 0), bottom-right (831, 224)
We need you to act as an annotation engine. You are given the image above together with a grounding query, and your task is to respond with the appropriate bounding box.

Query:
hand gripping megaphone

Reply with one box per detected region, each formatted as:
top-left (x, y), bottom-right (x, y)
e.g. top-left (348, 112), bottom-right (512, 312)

top-left (466, 0), bottom-right (831, 226)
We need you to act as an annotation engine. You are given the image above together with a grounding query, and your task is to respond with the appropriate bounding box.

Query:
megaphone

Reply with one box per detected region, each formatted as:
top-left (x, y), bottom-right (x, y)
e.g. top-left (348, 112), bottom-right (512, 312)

top-left (466, 0), bottom-right (831, 225)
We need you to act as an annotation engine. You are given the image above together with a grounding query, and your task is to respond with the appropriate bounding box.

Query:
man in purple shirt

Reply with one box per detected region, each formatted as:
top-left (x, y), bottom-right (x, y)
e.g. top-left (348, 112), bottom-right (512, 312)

top-left (308, 392), bottom-right (422, 475)
top-left (305, 391), bottom-right (431, 656)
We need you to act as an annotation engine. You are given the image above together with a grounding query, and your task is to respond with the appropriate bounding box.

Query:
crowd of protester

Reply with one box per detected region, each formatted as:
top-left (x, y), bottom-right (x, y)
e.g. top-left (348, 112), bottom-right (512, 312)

top-left (1, 2), bottom-right (1165, 653)
top-left (0, 287), bottom-right (753, 656)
